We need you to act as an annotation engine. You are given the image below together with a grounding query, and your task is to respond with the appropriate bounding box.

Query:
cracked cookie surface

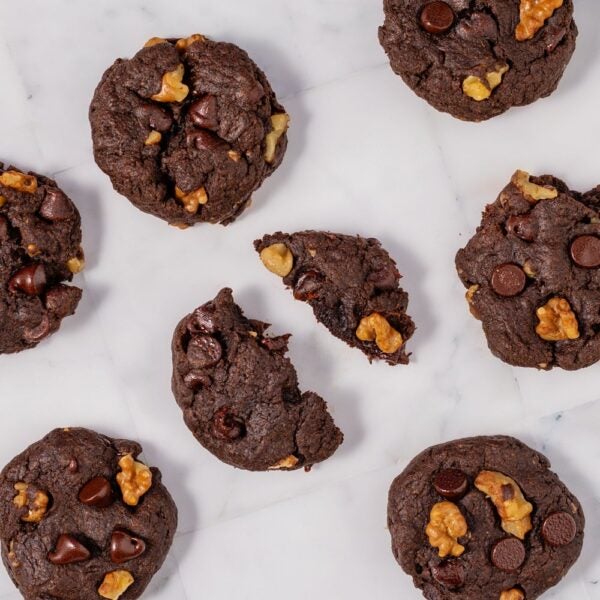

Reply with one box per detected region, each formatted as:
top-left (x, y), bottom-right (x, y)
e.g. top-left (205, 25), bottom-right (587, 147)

top-left (0, 428), bottom-right (177, 600)
top-left (379, 0), bottom-right (577, 121)
top-left (254, 231), bottom-right (415, 365)
top-left (456, 171), bottom-right (600, 370)
top-left (171, 288), bottom-right (343, 471)
top-left (90, 35), bottom-right (288, 226)
top-left (388, 436), bottom-right (584, 599)
top-left (0, 162), bottom-right (83, 354)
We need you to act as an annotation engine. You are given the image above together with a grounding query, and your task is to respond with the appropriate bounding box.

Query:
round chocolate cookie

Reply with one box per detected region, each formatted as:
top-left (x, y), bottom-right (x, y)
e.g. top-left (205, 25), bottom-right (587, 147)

top-left (0, 428), bottom-right (177, 600)
top-left (456, 170), bottom-right (600, 370)
top-left (90, 34), bottom-right (289, 227)
top-left (388, 436), bottom-right (584, 599)
top-left (0, 162), bottom-right (84, 354)
top-left (379, 0), bottom-right (577, 121)
top-left (171, 288), bottom-right (343, 471)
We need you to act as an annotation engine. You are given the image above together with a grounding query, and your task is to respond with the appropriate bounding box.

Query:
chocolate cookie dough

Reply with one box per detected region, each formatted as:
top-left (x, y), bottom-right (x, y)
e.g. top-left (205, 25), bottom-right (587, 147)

top-left (171, 288), bottom-right (343, 471)
top-left (90, 34), bottom-right (289, 227)
top-left (0, 163), bottom-right (84, 354)
top-left (388, 436), bottom-right (584, 599)
top-left (456, 170), bottom-right (600, 370)
top-left (379, 0), bottom-right (577, 121)
top-left (254, 231), bottom-right (415, 365)
top-left (0, 428), bottom-right (177, 600)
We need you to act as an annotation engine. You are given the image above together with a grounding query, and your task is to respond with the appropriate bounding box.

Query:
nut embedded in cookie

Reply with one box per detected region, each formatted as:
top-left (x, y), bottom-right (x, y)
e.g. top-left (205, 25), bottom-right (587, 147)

top-left (462, 64), bottom-right (509, 101)
top-left (535, 297), bottom-right (579, 342)
top-left (151, 64), bottom-right (189, 103)
top-left (98, 570), bottom-right (134, 600)
top-left (356, 312), bottom-right (404, 354)
top-left (116, 454), bottom-right (152, 506)
top-left (425, 501), bottom-right (468, 558)
top-left (516, 0), bottom-right (564, 41)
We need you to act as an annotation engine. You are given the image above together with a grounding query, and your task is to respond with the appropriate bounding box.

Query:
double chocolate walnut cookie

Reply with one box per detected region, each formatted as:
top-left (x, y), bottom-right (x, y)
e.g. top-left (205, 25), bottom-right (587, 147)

top-left (388, 436), bottom-right (584, 599)
top-left (0, 428), bottom-right (177, 600)
top-left (171, 288), bottom-right (343, 471)
top-left (457, 170), bottom-right (600, 370)
top-left (255, 231), bottom-right (415, 365)
top-left (0, 163), bottom-right (84, 354)
top-left (90, 34), bottom-right (288, 227)
top-left (379, 0), bottom-right (577, 121)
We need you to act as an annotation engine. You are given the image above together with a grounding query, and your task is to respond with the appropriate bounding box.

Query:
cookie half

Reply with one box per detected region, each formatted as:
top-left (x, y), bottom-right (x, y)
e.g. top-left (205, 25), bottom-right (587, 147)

top-left (0, 428), bottom-right (177, 600)
top-left (388, 435), bottom-right (584, 599)
top-left (456, 170), bottom-right (600, 370)
top-left (90, 34), bottom-right (289, 227)
top-left (171, 288), bottom-right (343, 471)
top-left (379, 0), bottom-right (577, 121)
top-left (255, 231), bottom-right (415, 365)
top-left (0, 163), bottom-right (84, 354)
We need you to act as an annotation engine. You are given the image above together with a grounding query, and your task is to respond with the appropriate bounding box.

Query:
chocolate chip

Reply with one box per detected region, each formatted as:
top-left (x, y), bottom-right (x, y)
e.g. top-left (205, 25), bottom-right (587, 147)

top-left (110, 530), bottom-right (146, 564)
top-left (68, 458), bottom-right (79, 473)
top-left (39, 189), bottom-right (73, 221)
top-left (78, 477), bottom-right (114, 508)
top-left (419, 1), bottom-right (455, 34)
top-left (8, 264), bottom-right (47, 296)
top-left (183, 370), bottom-right (212, 391)
top-left (187, 129), bottom-right (228, 151)
top-left (294, 270), bottom-right (324, 301)
top-left (188, 95), bottom-right (218, 130)
top-left (48, 534), bottom-right (91, 565)
top-left (187, 335), bottom-right (223, 368)
top-left (491, 538), bottom-right (526, 572)
top-left (431, 560), bottom-right (465, 589)
top-left (501, 483), bottom-right (515, 501)
top-left (261, 335), bottom-right (290, 352)
top-left (189, 305), bottom-right (216, 334)
top-left (570, 235), bottom-right (600, 268)
top-left (212, 406), bottom-right (246, 441)
top-left (22, 314), bottom-right (51, 343)
top-left (506, 214), bottom-right (538, 242)
top-left (491, 264), bottom-right (526, 297)
top-left (134, 104), bottom-right (173, 132)
top-left (542, 512), bottom-right (577, 547)
top-left (433, 469), bottom-right (469, 500)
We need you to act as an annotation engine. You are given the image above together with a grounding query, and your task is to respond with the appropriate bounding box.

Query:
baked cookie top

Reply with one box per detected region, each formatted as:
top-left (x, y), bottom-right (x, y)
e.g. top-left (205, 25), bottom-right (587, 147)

top-left (90, 34), bottom-right (288, 227)
top-left (388, 435), bottom-right (584, 600)
top-left (0, 162), bottom-right (83, 354)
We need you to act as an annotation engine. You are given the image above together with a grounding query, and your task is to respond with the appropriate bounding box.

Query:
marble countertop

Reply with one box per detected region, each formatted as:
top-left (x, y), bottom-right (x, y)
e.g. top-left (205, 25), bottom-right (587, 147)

top-left (1, 0), bottom-right (600, 598)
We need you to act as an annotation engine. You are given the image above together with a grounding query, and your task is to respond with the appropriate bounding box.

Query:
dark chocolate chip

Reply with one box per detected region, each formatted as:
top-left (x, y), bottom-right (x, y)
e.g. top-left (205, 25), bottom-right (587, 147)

top-left (431, 560), bottom-right (465, 589)
top-left (570, 235), bottom-right (600, 268)
top-left (491, 264), bottom-right (526, 297)
top-left (491, 538), bottom-right (526, 572)
top-left (189, 305), bottom-right (216, 334)
top-left (188, 95), bottom-right (218, 130)
top-left (22, 314), bottom-right (51, 343)
top-left (294, 270), bottom-right (324, 301)
top-left (187, 129), bottom-right (228, 151)
top-left (39, 189), bottom-right (73, 221)
top-left (134, 104), bottom-right (173, 132)
top-left (542, 512), bottom-right (577, 547)
top-left (110, 530), bottom-right (147, 564)
top-left (48, 534), bottom-right (91, 565)
top-left (419, 1), bottom-right (455, 34)
top-left (8, 264), bottom-right (47, 295)
top-left (433, 469), bottom-right (469, 500)
top-left (68, 458), bottom-right (79, 473)
top-left (78, 477), bottom-right (114, 508)
top-left (183, 370), bottom-right (212, 391)
top-left (187, 335), bottom-right (223, 368)
top-left (211, 406), bottom-right (246, 441)
top-left (506, 214), bottom-right (538, 242)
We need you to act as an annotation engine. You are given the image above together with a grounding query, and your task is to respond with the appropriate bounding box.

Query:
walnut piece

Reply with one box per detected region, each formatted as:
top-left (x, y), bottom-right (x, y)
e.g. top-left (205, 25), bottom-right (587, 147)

top-left (264, 113), bottom-right (290, 164)
top-left (116, 454), bottom-right (152, 506)
top-left (152, 64), bottom-right (189, 103)
top-left (356, 313), bottom-right (403, 354)
top-left (7, 540), bottom-right (19, 568)
top-left (268, 455), bottom-right (299, 470)
top-left (512, 170), bottom-right (558, 202)
top-left (425, 501), bottom-right (468, 558)
top-left (144, 130), bottom-right (162, 146)
top-left (13, 483), bottom-right (49, 523)
top-left (67, 256), bottom-right (85, 274)
top-left (475, 471), bottom-right (533, 539)
top-left (500, 590), bottom-right (525, 600)
top-left (175, 186), bottom-right (208, 214)
top-left (462, 64), bottom-right (509, 101)
top-left (536, 297), bottom-right (580, 342)
top-left (228, 150), bottom-right (241, 162)
top-left (176, 34), bottom-right (206, 51)
top-left (260, 243), bottom-right (294, 277)
top-left (465, 284), bottom-right (481, 319)
top-left (26, 244), bottom-right (41, 257)
top-left (0, 171), bottom-right (38, 194)
top-left (98, 570), bottom-right (134, 600)
top-left (144, 37), bottom-right (167, 48)
top-left (516, 0), bottom-right (563, 41)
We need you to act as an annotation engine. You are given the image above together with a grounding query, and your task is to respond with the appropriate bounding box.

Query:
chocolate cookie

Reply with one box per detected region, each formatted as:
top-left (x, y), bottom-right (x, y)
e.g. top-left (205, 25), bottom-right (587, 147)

top-left (456, 170), bottom-right (600, 370)
top-left (254, 231), bottom-right (415, 365)
top-left (0, 163), bottom-right (84, 354)
top-left (379, 0), bottom-right (577, 121)
top-left (90, 34), bottom-right (288, 227)
top-left (388, 435), bottom-right (584, 599)
top-left (171, 288), bottom-right (343, 471)
top-left (0, 428), bottom-right (177, 600)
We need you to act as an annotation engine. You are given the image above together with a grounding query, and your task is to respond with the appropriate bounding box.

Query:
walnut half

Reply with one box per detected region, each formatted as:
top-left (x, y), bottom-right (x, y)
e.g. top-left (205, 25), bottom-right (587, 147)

top-left (536, 297), bottom-right (579, 342)
top-left (425, 501), bottom-right (468, 558)
top-left (516, 0), bottom-right (563, 41)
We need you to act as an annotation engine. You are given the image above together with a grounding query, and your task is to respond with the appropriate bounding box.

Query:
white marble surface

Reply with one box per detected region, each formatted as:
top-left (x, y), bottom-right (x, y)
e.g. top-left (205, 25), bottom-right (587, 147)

top-left (0, 1), bottom-right (599, 598)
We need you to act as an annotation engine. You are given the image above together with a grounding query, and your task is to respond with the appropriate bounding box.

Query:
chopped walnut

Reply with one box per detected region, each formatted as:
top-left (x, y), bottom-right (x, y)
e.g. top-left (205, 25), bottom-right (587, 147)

top-left (536, 297), bottom-right (580, 342)
top-left (7, 540), bottom-right (20, 568)
top-left (264, 113), bottom-right (290, 164)
top-left (356, 313), bottom-right (403, 354)
top-left (268, 455), bottom-right (300, 470)
top-left (516, 0), bottom-right (563, 41)
top-left (175, 34), bottom-right (206, 51)
top-left (523, 260), bottom-right (536, 278)
top-left (465, 284), bottom-right (481, 319)
top-left (26, 244), bottom-right (41, 257)
top-left (13, 483), bottom-right (49, 523)
top-left (0, 171), bottom-right (38, 194)
top-left (152, 64), bottom-right (189, 103)
top-left (512, 170), bottom-right (558, 202)
top-left (98, 570), bottom-right (134, 600)
top-left (116, 454), bottom-right (152, 506)
top-left (462, 64), bottom-right (509, 101)
top-left (260, 243), bottom-right (294, 277)
top-left (500, 589), bottom-right (525, 600)
top-left (144, 37), bottom-right (167, 48)
top-left (475, 471), bottom-right (533, 539)
top-left (67, 255), bottom-right (85, 274)
top-left (175, 186), bottom-right (208, 214)
top-left (144, 130), bottom-right (162, 146)
top-left (425, 501), bottom-right (468, 558)
top-left (228, 150), bottom-right (241, 162)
